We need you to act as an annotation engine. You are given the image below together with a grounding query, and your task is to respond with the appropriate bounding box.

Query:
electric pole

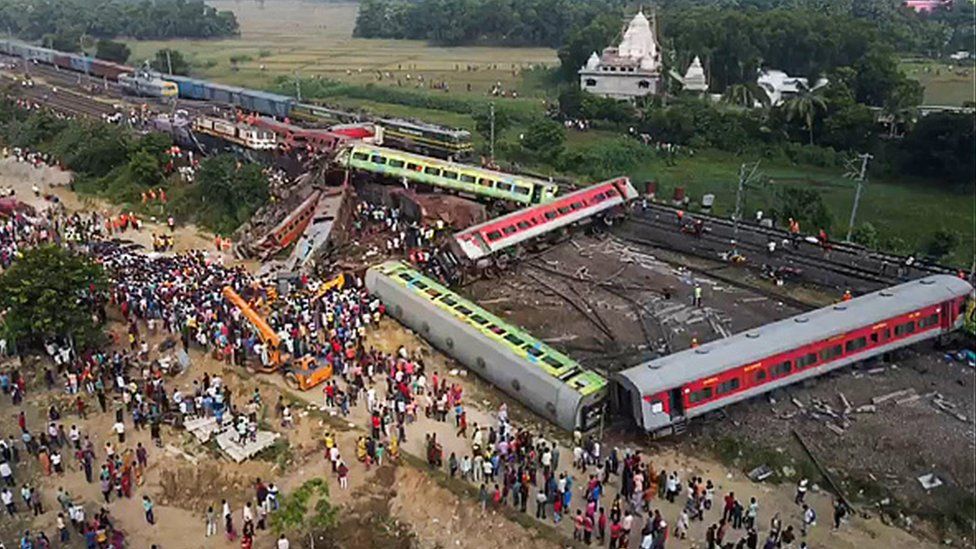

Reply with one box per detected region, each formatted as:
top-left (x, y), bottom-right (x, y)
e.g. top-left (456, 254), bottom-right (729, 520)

top-left (845, 153), bottom-right (872, 242)
top-left (489, 102), bottom-right (496, 163)
top-left (733, 161), bottom-right (761, 254)
top-left (294, 71), bottom-right (302, 102)
top-left (165, 49), bottom-right (173, 75)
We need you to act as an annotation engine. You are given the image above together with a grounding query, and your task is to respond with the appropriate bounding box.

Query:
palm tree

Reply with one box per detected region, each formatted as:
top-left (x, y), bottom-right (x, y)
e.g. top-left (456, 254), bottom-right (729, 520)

top-left (783, 82), bottom-right (827, 145)
top-left (722, 82), bottom-right (770, 109)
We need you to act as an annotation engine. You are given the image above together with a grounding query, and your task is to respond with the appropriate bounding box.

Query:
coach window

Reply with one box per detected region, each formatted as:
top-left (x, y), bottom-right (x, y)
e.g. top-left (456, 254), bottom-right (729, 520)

top-left (689, 387), bottom-right (713, 404)
top-left (460, 174), bottom-right (476, 183)
top-left (557, 206), bottom-right (572, 215)
top-left (469, 314), bottom-right (489, 326)
top-left (388, 159), bottom-right (405, 168)
top-left (486, 230), bottom-right (502, 241)
top-left (504, 334), bottom-right (524, 346)
top-left (502, 225), bottom-right (517, 236)
top-left (771, 360), bottom-right (792, 377)
top-left (442, 170), bottom-right (458, 180)
top-left (845, 337), bottom-right (867, 353)
top-left (441, 296), bottom-right (457, 306)
top-left (352, 152), bottom-right (369, 161)
top-left (514, 186), bottom-right (530, 195)
top-left (918, 314), bottom-right (939, 328)
top-left (370, 155), bottom-right (386, 164)
top-left (592, 192), bottom-right (606, 202)
top-left (516, 221), bottom-right (531, 230)
top-left (544, 211), bottom-right (558, 220)
top-left (524, 346), bottom-right (544, 358)
top-left (754, 369), bottom-right (767, 383)
top-left (424, 166), bottom-right (441, 176)
top-left (819, 345), bottom-right (843, 361)
top-left (407, 163), bottom-right (422, 171)
top-left (796, 353), bottom-right (817, 369)
top-left (488, 325), bottom-right (506, 336)
top-left (894, 321), bottom-right (916, 336)
top-left (424, 289), bottom-right (441, 299)
top-left (455, 305), bottom-right (472, 315)
top-left (497, 182), bottom-right (513, 192)
top-left (478, 178), bottom-right (494, 187)
top-left (716, 378), bottom-right (740, 395)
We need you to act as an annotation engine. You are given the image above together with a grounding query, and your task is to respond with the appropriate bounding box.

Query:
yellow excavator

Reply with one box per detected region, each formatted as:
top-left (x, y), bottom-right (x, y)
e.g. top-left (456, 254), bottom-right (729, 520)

top-left (222, 286), bottom-right (333, 390)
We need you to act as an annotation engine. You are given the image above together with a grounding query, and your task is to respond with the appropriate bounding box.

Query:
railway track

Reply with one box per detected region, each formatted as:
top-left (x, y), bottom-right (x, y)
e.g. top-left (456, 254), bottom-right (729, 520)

top-left (635, 202), bottom-right (958, 280)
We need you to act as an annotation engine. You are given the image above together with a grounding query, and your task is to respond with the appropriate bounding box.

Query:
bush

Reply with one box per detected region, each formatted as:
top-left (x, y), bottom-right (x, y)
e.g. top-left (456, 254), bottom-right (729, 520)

top-left (558, 137), bottom-right (652, 179)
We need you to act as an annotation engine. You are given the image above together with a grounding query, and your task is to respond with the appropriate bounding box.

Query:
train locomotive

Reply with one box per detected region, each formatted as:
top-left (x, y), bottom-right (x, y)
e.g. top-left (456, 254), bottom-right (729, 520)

top-left (365, 260), bottom-right (608, 431)
top-left (615, 274), bottom-right (974, 436)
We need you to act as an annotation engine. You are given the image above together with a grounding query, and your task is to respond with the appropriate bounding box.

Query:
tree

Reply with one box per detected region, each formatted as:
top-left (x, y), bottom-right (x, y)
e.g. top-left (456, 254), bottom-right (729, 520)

top-left (270, 478), bottom-right (338, 548)
top-left (557, 14), bottom-right (621, 81)
top-left (851, 222), bottom-right (879, 248)
top-left (897, 112), bottom-right (975, 185)
top-left (774, 187), bottom-right (833, 233)
top-left (783, 83), bottom-right (827, 145)
top-left (520, 118), bottom-right (566, 162)
top-left (882, 78), bottom-right (923, 137)
top-left (722, 83), bottom-right (769, 109)
top-left (0, 246), bottom-right (107, 350)
top-left (193, 155), bottom-right (269, 233)
top-left (921, 228), bottom-right (960, 261)
top-left (95, 39), bottom-right (131, 64)
top-left (128, 149), bottom-right (162, 187)
top-left (151, 49), bottom-right (191, 76)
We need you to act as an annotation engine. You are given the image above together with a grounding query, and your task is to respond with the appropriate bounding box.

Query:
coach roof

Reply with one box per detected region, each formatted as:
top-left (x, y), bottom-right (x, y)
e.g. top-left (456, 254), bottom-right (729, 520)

top-left (615, 275), bottom-right (973, 392)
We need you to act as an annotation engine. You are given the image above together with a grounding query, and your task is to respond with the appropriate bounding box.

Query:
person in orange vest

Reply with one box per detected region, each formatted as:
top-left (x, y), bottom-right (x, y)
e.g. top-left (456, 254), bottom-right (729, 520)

top-left (676, 209), bottom-right (685, 225)
top-left (690, 337), bottom-right (699, 348)
top-left (842, 289), bottom-right (852, 302)
top-left (148, 188), bottom-right (157, 202)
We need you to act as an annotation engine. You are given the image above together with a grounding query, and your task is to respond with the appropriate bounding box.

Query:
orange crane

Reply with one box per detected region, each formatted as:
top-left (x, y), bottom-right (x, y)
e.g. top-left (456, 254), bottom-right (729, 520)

top-left (222, 286), bottom-right (333, 390)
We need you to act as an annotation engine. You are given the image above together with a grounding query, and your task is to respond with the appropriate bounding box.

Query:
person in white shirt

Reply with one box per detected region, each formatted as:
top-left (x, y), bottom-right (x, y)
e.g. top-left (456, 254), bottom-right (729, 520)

top-left (277, 534), bottom-right (290, 549)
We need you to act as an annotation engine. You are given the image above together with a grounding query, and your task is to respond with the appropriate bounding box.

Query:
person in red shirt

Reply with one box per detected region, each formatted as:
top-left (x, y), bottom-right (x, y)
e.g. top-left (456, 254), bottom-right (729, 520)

top-left (723, 492), bottom-right (735, 523)
top-left (609, 519), bottom-right (622, 549)
top-left (583, 512), bottom-right (594, 545)
top-left (598, 507), bottom-right (607, 541)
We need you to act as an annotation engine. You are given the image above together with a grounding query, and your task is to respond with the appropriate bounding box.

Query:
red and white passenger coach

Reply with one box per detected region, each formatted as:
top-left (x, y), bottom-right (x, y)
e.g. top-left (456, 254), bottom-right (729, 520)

top-left (451, 176), bottom-right (639, 262)
top-left (614, 274), bottom-right (974, 435)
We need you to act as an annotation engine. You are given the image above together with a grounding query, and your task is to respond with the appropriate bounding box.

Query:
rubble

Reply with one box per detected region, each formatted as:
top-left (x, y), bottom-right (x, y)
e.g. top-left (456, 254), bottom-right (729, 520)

top-left (871, 388), bottom-right (915, 405)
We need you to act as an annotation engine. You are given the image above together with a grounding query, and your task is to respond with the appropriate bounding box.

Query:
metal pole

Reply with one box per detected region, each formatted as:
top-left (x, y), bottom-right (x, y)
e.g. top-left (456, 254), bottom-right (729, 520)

top-left (489, 102), bottom-right (495, 163)
top-left (165, 49), bottom-right (173, 75)
top-left (294, 71), bottom-right (302, 102)
top-left (733, 161), bottom-right (760, 257)
top-left (845, 153), bottom-right (871, 242)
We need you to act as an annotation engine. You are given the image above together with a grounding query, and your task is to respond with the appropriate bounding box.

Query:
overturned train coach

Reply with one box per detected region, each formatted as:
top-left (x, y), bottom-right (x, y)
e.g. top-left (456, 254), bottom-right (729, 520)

top-left (365, 260), bottom-right (608, 431)
top-left (614, 274), bottom-right (974, 436)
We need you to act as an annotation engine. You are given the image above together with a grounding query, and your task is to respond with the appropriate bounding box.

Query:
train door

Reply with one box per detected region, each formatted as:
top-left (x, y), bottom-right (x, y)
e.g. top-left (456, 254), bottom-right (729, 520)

top-left (668, 387), bottom-right (685, 419)
top-left (940, 301), bottom-right (954, 330)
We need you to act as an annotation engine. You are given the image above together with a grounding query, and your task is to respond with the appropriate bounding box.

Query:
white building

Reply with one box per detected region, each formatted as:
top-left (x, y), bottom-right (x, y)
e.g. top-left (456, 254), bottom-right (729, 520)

top-left (681, 56), bottom-right (708, 93)
top-left (757, 69), bottom-right (828, 107)
top-left (579, 10), bottom-right (663, 100)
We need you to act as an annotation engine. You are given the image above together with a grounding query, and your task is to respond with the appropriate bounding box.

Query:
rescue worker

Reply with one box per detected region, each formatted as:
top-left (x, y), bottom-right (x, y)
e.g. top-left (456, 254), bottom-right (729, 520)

top-left (690, 337), bottom-right (699, 349)
top-left (842, 289), bottom-right (852, 302)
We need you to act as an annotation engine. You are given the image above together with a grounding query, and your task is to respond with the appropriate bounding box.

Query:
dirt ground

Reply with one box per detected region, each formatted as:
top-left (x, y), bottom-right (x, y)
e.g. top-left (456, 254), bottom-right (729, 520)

top-left (0, 160), bottom-right (969, 548)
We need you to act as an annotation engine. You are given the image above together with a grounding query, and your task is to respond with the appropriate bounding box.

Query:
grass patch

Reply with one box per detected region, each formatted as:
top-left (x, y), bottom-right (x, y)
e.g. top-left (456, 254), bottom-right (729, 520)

top-left (901, 58), bottom-right (975, 106)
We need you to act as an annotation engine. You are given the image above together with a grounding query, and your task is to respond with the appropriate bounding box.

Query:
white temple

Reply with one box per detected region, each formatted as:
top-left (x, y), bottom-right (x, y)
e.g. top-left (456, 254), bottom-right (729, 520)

top-left (681, 56), bottom-right (708, 93)
top-left (579, 10), bottom-right (663, 100)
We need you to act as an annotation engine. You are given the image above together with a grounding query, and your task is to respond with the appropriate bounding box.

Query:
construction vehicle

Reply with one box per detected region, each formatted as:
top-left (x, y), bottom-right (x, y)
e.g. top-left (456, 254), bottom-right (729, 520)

top-left (222, 286), bottom-right (333, 390)
top-left (311, 272), bottom-right (345, 303)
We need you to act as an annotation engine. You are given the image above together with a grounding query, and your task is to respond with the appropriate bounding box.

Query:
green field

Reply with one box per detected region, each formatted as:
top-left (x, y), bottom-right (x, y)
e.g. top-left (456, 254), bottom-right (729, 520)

top-left (621, 147), bottom-right (973, 265)
top-left (126, 0), bottom-right (558, 97)
top-left (901, 58), bottom-right (976, 106)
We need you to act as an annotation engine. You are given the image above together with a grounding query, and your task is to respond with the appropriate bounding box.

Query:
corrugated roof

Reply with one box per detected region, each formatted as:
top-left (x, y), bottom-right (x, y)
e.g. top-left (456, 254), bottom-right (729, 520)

top-left (616, 275), bottom-right (973, 391)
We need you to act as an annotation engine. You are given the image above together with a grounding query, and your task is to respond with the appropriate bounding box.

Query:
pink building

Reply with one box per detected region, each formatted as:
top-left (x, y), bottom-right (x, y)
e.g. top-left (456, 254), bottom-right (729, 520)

top-left (903, 0), bottom-right (951, 13)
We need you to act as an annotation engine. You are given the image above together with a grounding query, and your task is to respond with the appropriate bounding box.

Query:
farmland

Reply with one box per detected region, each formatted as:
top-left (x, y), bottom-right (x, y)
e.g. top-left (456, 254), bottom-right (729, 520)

top-left (901, 58), bottom-right (976, 106)
top-left (125, 0), bottom-right (558, 96)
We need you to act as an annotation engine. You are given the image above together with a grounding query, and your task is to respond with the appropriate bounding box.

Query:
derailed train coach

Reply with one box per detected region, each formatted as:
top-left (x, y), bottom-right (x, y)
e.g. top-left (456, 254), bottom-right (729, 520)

top-left (365, 260), bottom-right (607, 431)
top-left (614, 274), bottom-right (974, 436)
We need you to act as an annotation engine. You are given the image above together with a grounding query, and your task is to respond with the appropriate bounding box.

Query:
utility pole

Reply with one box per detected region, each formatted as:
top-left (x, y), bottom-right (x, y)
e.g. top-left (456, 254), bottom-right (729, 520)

top-left (489, 102), bottom-right (496, 163)
top-left (845, 153), bottom-right (872, 242)
top-left (733, 161), bottom-right (761, 254)
top-left (165, 49), bottom-right (173, 75)
top-left (294, 71), bottom-right (302, 102)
